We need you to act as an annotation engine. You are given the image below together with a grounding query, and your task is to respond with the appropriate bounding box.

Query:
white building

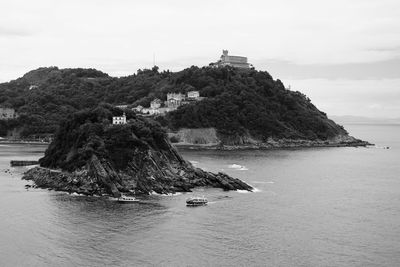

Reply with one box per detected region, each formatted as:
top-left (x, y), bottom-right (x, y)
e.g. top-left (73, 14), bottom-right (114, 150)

top-left (116, 104), bottom-right (129, 109)
top-left (187, 91), bottom-right (200, 99)
top-left (217, 50), bottom-right (250, 69)
top-left (166, 92), bottom-right (185, 108)
top-left (112, 112), bottom-right (127, 125)
top-left (0, 107), bottom-right (18, 120)
top-left (167, 93), bottom-right (185, 101)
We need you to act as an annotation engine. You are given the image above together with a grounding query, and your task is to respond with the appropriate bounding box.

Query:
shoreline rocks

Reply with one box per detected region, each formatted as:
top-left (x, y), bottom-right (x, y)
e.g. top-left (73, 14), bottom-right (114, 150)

top-left (22, 161), bottom-right (254, 197)
top-left (20, 108), bottom-right (254, 197)
top-left (173, 135), bottom-right (372, 151)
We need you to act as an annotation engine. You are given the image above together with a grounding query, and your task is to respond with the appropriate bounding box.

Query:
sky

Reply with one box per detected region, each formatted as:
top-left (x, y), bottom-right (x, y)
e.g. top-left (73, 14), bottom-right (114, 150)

top-left (1, 0), bottom-right (400, 118)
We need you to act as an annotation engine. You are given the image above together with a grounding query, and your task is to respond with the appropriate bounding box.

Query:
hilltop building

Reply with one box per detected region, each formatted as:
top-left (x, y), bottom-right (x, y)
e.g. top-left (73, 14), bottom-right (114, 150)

top-left (135, 91), bottom-right (202, 116)
top-left (216, 50), bottom-right (250, 69)
top-left (112, 112), bottom-right (127, 125)
top-left (0, 107), bottom-right (18, 120)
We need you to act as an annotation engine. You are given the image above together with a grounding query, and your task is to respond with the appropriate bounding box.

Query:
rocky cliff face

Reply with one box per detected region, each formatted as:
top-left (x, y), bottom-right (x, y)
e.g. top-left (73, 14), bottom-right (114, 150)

top-left (22, 107), bottom-right (253, 196)
top-left (169, 127), bottom-right (370, 148)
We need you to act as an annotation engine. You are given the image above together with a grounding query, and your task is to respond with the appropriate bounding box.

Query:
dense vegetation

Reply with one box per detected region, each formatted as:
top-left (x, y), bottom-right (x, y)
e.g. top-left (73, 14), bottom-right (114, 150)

top-left (164, 67), bottom-right (346, 140)
top-left (0, 65), bottom-right (346, 141)
top-left (40, 104), bottom-right (168, 171)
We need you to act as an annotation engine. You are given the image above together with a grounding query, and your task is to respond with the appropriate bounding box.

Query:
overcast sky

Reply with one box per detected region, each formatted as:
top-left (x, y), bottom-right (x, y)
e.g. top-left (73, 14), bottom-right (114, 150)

top-left (1, 0), bottom-right (400, 118)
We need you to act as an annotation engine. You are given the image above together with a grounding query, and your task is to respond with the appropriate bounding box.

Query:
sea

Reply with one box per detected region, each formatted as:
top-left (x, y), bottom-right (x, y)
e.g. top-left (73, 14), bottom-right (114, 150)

top-left (0, 124), bottom-right (399, 267)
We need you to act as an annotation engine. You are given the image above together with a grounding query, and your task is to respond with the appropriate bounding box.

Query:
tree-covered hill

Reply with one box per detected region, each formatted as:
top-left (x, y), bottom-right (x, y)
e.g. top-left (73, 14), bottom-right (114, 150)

top-left (164, 66), bottom-right (346, 141)
top-left (39, 104), bottom-right (168, 172)
top-left (0, 65), bottom-right (348, 142)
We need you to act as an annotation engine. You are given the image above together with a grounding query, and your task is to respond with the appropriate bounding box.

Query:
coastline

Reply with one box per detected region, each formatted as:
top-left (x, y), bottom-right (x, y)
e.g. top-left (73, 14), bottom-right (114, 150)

top-left (173, 138), bottom-right (372, 151)
top-left (0, 139), bottom-right (371, 150)
top-left (22, 165), bottom-right (254, 197)
top-left (0, 140), bottom-right (50, 145)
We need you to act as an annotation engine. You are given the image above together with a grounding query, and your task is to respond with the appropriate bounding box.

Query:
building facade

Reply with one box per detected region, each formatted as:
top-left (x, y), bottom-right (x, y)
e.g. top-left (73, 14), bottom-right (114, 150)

top-left (137, 91), bottom-right (203, 116)
top-left (0, 107), bottom-right (18, 120)
top-left (218, 50), bottom-right (250, 69)
top-left (187, 91), bottom-right (200, 99)
top-left (166, 93), bottom-right (185, 108)
top-left (112, 112), bottom-right (127, 125)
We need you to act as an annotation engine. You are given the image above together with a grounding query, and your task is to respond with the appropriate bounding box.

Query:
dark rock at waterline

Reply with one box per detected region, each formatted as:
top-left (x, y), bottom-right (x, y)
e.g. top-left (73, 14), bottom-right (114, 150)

top-left (22, 107), bottom-right (252, 196)
top-left (10, 160), bottom-right (39, 167)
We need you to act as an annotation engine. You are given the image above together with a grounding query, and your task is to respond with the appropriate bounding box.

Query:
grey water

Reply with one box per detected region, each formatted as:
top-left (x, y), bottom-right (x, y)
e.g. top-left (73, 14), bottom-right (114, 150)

top-left (1, 124), bottom-right (400, 266)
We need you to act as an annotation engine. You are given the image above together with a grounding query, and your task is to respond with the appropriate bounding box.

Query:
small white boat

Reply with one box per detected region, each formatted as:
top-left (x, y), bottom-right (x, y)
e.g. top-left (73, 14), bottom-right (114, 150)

top-left (117, 195), bottom-right (138, 203)
top-left (186, 196), bottom-right (208, 206)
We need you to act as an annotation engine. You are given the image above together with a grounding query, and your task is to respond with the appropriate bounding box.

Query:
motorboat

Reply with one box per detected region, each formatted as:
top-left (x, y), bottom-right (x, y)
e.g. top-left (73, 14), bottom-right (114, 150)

top-left (117, 195), bottom-right (138, 203)
top-left (186, 196), bottom-right (208, 206)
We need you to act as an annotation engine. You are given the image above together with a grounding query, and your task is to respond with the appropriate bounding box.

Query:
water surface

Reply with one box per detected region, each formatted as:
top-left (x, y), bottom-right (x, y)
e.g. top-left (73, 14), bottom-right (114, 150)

top-left (0, 124), bottom-right (399, 266)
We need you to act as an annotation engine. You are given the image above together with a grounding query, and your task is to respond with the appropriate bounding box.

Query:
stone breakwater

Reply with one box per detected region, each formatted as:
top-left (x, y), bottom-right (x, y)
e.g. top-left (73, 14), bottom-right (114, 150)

top-left (22, 154), bottom-right (253, 197)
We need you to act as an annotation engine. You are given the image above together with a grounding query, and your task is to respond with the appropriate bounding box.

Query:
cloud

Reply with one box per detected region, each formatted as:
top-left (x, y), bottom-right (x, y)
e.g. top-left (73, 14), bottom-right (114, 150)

top-left (368, 46), bottom-right (400, 52)
top-left (0, 26), bottom-right (33, 37)
top-left (284, 78), bottom-right (400, 118)
top-left (0, 0), bottom-right (400, 118)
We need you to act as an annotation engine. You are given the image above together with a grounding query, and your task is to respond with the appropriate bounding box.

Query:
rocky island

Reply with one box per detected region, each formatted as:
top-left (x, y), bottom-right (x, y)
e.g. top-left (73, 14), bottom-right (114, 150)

top-left (22, 106), bottom-right (253, 197)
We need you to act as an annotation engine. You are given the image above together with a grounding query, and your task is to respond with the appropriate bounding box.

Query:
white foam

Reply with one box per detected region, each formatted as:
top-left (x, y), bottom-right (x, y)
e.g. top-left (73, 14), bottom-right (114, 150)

top-left (229, 164), bottom-right (242, 169)
top-left (251, 187), bottom-right (261, 193)
top-left (189, 160), bottom-right (199, 165)
top-left (24, 165), bottom-right (39, 170)
top-left (237, 190), bottom-right (251, 194)
top-left (150, 191), bottom-right (182, 196)
top-left (228, 164), bottom-right (248, 171)
top-left (252, 181), bottom-right (274, 184)
top-left (166, 192), bottom-right (182, 196)
top-left (70, 192), bottom-right (84, 196)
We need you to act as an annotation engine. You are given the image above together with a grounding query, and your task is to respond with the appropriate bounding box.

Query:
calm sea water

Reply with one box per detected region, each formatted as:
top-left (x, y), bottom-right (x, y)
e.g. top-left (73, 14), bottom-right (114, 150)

top-left (1, 124), bottom-right (399, 267)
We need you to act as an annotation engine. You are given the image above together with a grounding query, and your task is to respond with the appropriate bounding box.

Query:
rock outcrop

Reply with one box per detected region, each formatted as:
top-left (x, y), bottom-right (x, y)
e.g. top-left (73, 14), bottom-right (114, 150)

top-left (22, 107), bottom-right (253, 196)
top-left (170, 127), bottom-right (370, 149)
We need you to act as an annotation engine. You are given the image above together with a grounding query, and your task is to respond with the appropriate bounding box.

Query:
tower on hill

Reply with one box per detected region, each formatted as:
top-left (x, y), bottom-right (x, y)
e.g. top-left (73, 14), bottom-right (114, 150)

top-left (217, 50), bottom-right (250, 69)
